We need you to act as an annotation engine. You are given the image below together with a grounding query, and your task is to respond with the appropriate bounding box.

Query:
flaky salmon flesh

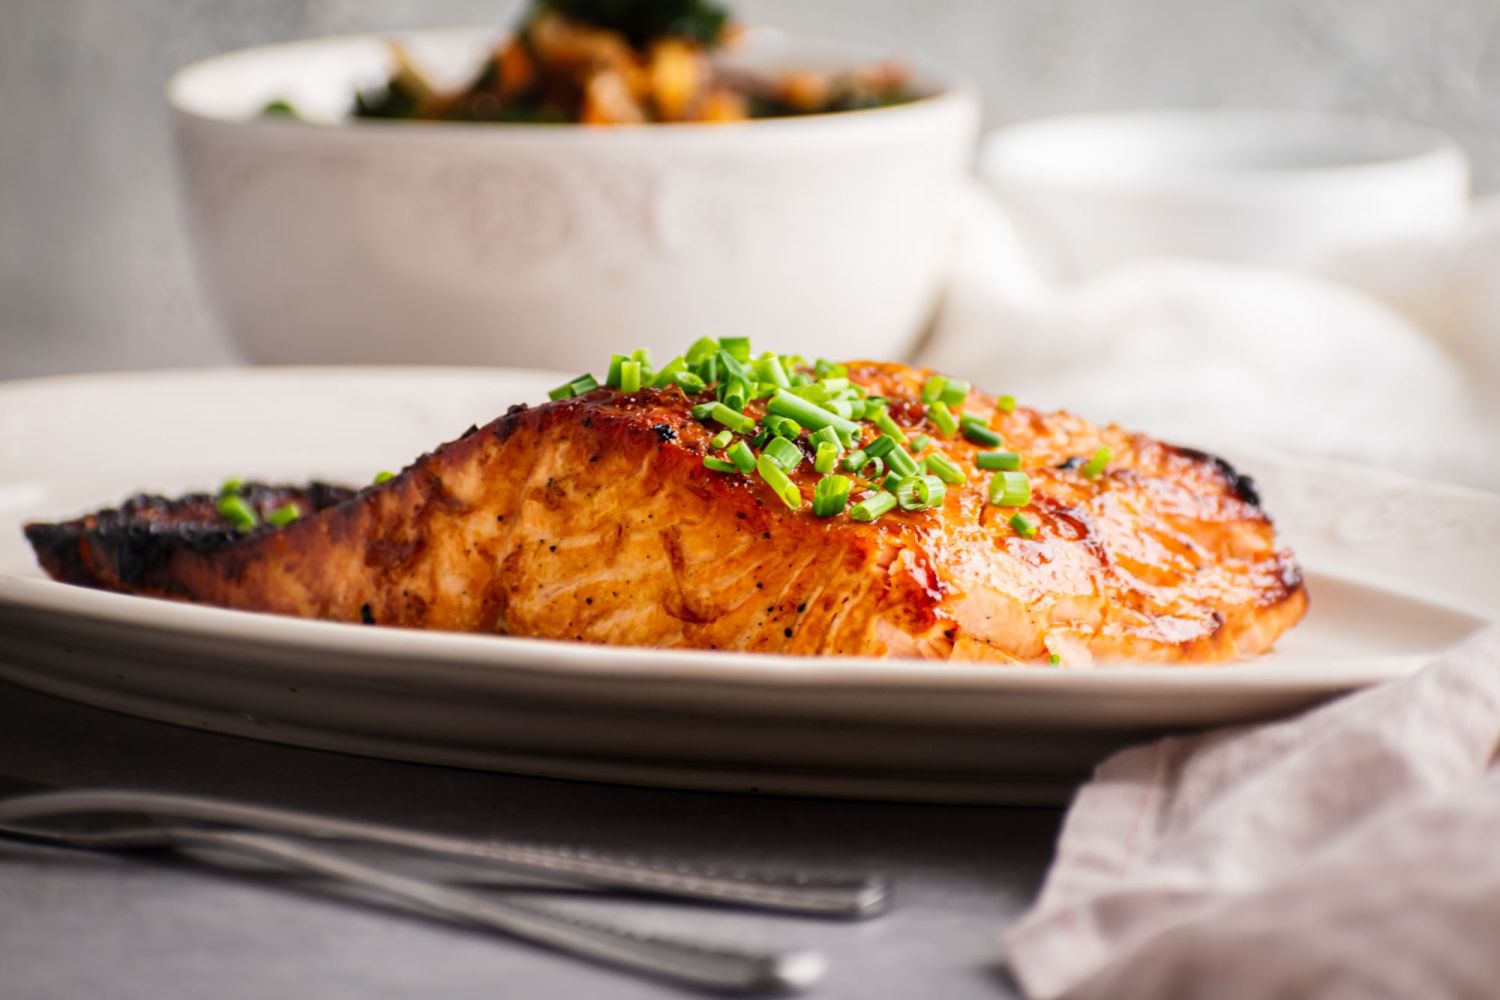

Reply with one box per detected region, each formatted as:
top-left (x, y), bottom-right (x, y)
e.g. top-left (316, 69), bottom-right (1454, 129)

top-left (26, 361), bottom-right (1306, 664)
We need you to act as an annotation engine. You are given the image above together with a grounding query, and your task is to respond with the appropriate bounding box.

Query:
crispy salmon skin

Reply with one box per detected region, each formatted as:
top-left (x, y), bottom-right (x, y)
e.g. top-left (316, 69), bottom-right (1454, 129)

top-left (25, 361), bottom-right (1306, 664)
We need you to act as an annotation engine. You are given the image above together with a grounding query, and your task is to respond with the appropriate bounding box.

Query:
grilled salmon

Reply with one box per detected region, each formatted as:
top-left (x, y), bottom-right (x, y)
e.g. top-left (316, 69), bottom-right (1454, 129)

top-left (25, 360), bottom-right (1306, 664)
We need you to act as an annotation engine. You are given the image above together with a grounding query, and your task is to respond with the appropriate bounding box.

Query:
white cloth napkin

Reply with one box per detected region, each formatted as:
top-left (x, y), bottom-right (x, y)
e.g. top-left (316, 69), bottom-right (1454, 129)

top-left (920, 186), bottom-right (1500, 490)
top-left (1003, 625), bottom-right (1500, 1000)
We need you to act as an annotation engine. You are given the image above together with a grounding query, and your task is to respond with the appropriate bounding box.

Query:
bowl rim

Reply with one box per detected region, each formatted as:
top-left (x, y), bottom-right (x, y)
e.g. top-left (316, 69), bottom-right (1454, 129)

top-left (166, 25), bottom-right (979, 140)
top-left (979, 107), bottom-right (1468, 196)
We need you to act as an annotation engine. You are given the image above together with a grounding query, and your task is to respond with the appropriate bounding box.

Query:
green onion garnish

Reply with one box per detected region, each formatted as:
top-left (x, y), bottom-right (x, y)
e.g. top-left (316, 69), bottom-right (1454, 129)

top-left (812, 474), bottom-right (852, 517)
top-left (1081, 446), bottom-right (1112, 479)
top-left (720, 377), bottom-right (751, 412)
top-left (961, 415), bottom-right (1003, 448)
top-left (928, 400), bottom-right (959, 437)
top-left (940, 378), bottom-right (970, 407)
top-left (686, 336), bottom-right (719, 363)
top-left (606, 354), bottom-right (627, 388)
top-left (976, 450), bottom-right (1021, 471)
top-left (989, 470), bottom-right (1032, 507)
top-left (756, 453), bottom-right (803, 510)
top-left (808, 425), bottom-right (843, 453)
top-left (217, 494), bottom-right (258, 532)
top-left (720, 337), bottom-right (752, 362)
top-left (882, 472), bottom-right (904, 493)
top-left (765, 414), bottom-right (801, 439)
top-left (852, 454), bottom-right (886, 482)
top-left (651, 356), bottom-right (686, 388)
top-left (885, 442), bottom-right (920, 478)
top-left (726, 440), bottom-right (756, 473)
top-left (1049, 652), bottom-right (1061, 665)
top-left (766, 389), bottom-right (860, 436)
top-left (895, 474), bottom-right (946, 511)
top-left (922, 452), bottom-right (966, 486)
top-left (920, 375), bottom-right (947, 403)
top-left (849, 491), bottom-right (898, 523)
top-left (373, 471), bottom-right (395, 485)
top-left (758, 355), bottom-right (791, 389)
top-left (867, 404), bottom-right (907, 443)
top-left (620, 360), bottom-right (642, 393)
top-left (267, 503), bottom-right (300, 527)
top-left (864, 435), bottom-right (897, 459)
top-left (703, 456), bottom-right (739, 473)
top-left (548, 373), bottom-right (599, 401)
top-left (842, 448), bottom-right (867, 473)
top-left (910, 434), bottom-right (931, 453)
top-left (674, 371), bottom-right (707, 394)
top-left (710, 403), bottom-right (757, 435)
top-left (761, 435), bottom-right (803, 472)
top-left (1010, 512), bottom-right (1038, 538)
top-left (997, 394), bottom-right (1017, 414)
top-left (814, 441), bottom-right (839, 474)
top-left (218, 477), bottom-right (243, 497)
top-left (709, 429), bottom-right (733, 449)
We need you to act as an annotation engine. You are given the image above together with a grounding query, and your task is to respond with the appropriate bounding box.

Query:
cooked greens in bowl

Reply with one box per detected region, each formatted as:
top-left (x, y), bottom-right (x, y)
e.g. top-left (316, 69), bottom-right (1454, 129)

top-left (267, 0), bottom-right (917, 125)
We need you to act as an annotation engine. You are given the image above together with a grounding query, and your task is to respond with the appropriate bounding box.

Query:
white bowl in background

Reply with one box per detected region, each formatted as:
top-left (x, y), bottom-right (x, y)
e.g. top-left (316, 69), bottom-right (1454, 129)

top-left (168, 29), bottom-right (979, 369)
top-left (978, 109), bottom-right (1469, 281)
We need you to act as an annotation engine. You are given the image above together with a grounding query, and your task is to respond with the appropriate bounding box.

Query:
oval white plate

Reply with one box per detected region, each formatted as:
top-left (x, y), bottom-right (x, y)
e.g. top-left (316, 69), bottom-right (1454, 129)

top-left (1, 368), bottom-right (1495, 803)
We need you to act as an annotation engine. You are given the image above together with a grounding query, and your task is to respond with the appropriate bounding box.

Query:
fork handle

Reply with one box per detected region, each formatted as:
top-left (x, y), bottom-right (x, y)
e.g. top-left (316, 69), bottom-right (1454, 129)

top-left (0, 790), bottom-right (887, 917)
top-left (171, 827), bottom-right (824, 995)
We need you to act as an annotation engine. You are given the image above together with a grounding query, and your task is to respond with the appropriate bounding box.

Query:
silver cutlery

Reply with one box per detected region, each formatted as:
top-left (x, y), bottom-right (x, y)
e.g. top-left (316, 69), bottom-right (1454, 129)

top-left (0, 788), bottom-right (890, 994)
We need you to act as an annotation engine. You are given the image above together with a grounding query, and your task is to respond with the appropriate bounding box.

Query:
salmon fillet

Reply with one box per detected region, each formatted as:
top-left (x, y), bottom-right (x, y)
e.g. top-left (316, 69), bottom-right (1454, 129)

top-left (25, 361), bottom-right (1306, 664)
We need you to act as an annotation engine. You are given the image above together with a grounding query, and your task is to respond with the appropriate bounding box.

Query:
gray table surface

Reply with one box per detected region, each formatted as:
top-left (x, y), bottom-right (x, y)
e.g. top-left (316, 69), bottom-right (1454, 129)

top-left (0, 680), bottom-right (1061, 1000)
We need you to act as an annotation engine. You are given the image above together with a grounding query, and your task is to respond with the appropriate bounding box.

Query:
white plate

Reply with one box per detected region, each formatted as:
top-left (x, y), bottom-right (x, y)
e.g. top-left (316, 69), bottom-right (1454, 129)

top-left (2, 368), bottom-right (1495, 803)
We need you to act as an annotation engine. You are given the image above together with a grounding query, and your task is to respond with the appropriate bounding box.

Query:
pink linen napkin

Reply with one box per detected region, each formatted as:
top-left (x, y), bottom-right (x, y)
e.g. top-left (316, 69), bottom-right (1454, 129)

top-left (1005, 625), bottom-right (1500, 1000)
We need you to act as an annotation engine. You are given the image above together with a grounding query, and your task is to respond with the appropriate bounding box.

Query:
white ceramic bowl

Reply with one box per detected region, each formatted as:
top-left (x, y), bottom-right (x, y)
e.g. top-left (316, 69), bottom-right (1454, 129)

top-left (168, 29), bottom-right (978, 369)
top-left (978, 109), bottom-right (1469, 280)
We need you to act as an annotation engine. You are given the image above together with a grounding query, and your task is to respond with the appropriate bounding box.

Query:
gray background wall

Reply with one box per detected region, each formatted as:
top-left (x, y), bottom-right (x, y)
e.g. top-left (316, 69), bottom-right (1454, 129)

top-left (4, 0), bottom-right (1498, 379)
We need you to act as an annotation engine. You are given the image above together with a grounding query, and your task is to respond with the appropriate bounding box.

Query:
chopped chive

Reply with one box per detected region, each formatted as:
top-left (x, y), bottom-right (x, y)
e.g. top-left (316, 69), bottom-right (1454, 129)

top-left (631, 347), bottom-right (653, 366)
top-left (765, 414), bottom-right (801, 439)
top-left (727, 440), bottom-right (756, 473)
top-left (216, 493), bottom-right (258, 531)
top-left (920, 375), bottom-right (948, 403)
top-left (709, 430), bottom-right (733, 449)
top-left (690, 402), bottom-right (718, 421)
top-left (373, 471), bottom-right (395, 485)
top-left (703, 456), bottom-right (740, 473)
top-left (1010, 512), bottom-right (1038, 538)
top-left (674, 371), bottom-right (707, 394)
top-left (814, 441), bottom-right (840, 474)
top-left (720, 377), bottom-right (751, 412)
top-left (989, 470), bottom-right (1032, 507)
top-left (694, 354), bottom-right (718, 386)
top-left (882, 472), bottom-right (904, 493)
top-left (808, 425), bottom-right (843, 453)
top-left (922, 452), bottom-right (966, 486)
top-left (885, 442), bottom-right (920, 477)
top-left (852, 454), bottom-right (886, 482)
top-left (1082, 446), bottom-right (1113, 479)
top-left (849, 491), bottom-right (898, 523)
top-left (871, 406), bottom-right (907, 443)
top-left (813, 358), bottom-right (847, 379)
top-left (895, 474), bottom-right (946, 511)
top-left (548, 381), bottom-right (576, 401)
top-left (710, 403), bottom-right (757, 435)
top-left (218, 477), bottom-right (243, 497)
top-left (751, 427), bottom-right (772, 449)
top-left (756, 454), bottom-right (803, 510)
top-left (940, 378), bottom-right (970, 407)
top-left (962, 416), bottom-right (1004, 448)
top-left (766, 389), bottom-right (860, 436)
top-left (605, 354), bottom-right (627, 388)
top-left (864, 435), bottom-right (896, 459)
top-left (812, 474), bottom-right (852, 517)
top-left (842, 448), bottom-right (868, 473)
top-left (928, 400), bottom-right (959, 436)
top-left (845, 399), bottom-right (868, 420)
top-left (827, 399), bottom-right (855, 419)
top-left (910, 434), bottom-right (931, 453)
top-left (651, 356), bottom-right (686, 388)
top-left (977, 450), bottom-right (1021, 471)
top-left (1049, 653), bottom-right (1061, 665)
top-left (266, 503), bottom-right (300, 527)
top-left (620, 360), bottom-right (642, 393)
top-left (762, 435), bottom-right (803, 472)
top-left (720, 337), bottom-right (752, 362)
top-left (686, 336), bottom-right (720, 363)
top-left (819, 378), bottom-right (851, 396)
top-left (790, 373), bottom-right (815, 388)
top-left (997, 394), bottom-right (1017, 414)
top-left (758, 355), bottom-right (791, 389)
top-left (570, 373), bottom-right (599, 395)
